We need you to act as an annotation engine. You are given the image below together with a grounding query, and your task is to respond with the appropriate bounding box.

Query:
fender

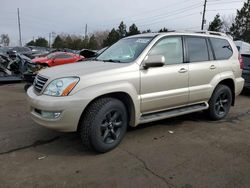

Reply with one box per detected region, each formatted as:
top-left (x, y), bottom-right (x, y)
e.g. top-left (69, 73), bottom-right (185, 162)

top-left (73, 81), bottom-right (141, 126)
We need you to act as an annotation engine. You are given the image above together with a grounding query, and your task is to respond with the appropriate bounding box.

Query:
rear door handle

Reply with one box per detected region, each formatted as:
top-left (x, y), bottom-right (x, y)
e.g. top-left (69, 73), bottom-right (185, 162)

top-left (210, 65), bottom-right (216, 70)
top-left (179, 68), bottom-right (188, 73)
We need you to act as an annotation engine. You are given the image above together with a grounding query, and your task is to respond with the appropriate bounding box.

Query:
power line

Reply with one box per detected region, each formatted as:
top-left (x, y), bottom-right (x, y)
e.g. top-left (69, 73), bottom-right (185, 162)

top-left (92, 3), bottom-right (202, 28)
top-left (138, 12), bottom-right (201, 28)
top-left (207, 0), bottom-right (245, 5)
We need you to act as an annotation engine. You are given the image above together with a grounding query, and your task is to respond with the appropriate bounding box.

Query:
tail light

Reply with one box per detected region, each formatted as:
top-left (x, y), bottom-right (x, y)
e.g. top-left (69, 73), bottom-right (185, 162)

top-left (239, 54), bottom-right (244, 69)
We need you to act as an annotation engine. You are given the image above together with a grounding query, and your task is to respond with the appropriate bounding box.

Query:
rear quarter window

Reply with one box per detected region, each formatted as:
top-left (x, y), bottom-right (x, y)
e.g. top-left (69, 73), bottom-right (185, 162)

top-left (210, 38), bottom-right (233, 60)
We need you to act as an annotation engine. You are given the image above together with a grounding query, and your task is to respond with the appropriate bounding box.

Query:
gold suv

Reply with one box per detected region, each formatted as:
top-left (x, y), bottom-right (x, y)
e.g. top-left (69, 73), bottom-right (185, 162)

top-left (27, 31), bottom-right (244, 152)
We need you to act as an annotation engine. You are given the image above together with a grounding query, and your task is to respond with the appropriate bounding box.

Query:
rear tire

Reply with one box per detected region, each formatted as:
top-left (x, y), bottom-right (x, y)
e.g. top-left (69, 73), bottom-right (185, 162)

top-left (207, 85), bottom-right (232, 120)
top-left (79, 97), bottom-right (128, 153)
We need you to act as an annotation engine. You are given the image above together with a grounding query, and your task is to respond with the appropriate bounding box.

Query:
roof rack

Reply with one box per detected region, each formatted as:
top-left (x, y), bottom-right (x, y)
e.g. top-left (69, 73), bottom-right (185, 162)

top-left (158, 30), bottom-right (233, 39)
top-left (193, 30), bottom-right (228, 37)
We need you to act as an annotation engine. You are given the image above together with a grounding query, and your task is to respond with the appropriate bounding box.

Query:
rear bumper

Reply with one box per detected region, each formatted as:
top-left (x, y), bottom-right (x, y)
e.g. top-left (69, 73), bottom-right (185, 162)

top-left (235, 77), bottom-right (245, 95)
top-left (242, 70), bottom-right (250, 89)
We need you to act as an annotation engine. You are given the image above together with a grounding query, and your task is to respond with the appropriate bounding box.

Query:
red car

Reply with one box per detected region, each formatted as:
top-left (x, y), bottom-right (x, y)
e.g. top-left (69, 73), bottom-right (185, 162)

top-left (32, 52), bottom-right (84, 67)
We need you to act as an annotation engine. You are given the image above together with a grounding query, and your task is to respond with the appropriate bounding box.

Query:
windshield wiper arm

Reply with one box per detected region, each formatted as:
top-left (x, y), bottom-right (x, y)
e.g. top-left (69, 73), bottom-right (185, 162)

top-left (102, 59), bottom-right (121, 63)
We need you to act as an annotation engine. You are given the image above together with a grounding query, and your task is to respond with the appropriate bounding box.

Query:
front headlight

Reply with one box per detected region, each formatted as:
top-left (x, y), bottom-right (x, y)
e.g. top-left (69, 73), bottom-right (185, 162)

top-left (43, 77), bottom-right (79, 96)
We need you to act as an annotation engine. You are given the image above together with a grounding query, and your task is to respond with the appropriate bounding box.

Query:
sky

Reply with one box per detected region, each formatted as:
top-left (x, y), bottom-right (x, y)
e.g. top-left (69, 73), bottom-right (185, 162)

top-left (0, 0), bottom-right (246, 46)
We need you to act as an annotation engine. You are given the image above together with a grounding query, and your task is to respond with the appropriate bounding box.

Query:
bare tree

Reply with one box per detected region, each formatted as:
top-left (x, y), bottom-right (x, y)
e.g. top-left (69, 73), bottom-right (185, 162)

top-left (221, 14), bottom-right (235, 33)
top-left (92, 31), bottom-right (109, 48)
top-left (0, 34), bottom-right (10, 46)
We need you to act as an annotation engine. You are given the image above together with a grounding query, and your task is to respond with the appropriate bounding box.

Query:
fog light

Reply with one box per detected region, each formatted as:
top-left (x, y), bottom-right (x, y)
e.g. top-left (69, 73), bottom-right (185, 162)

top-left (40, 111), bottom-right (61, 119)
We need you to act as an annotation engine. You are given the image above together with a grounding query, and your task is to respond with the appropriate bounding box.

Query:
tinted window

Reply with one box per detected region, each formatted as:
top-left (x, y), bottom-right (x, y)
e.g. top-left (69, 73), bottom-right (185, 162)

top-left (47, 53), bottom-right (57, 59)
top-left (186, 37), bottom-right (209, 62)
top-left (149, 37), bottom-right (183, 64)
top-left (56, 54), bottom-right (72, 59)
top-left (210, 38), bottom-right (233, 60)
top-left (13, 47), bottom-right (30, 52)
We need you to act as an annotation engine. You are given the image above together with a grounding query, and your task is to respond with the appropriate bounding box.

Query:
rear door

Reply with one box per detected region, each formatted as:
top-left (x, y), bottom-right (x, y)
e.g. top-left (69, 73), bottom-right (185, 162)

top-left (186, 36), bottom-right (220, 103)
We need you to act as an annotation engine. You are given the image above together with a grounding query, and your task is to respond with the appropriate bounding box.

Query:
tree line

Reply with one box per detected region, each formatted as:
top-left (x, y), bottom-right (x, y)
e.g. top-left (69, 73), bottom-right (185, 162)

top-left (208, 0), bottom-right (250, 42)
top-left (24, 0), bottom-right (250, 49)
top-left (25, 22), bottom-right (167, 50)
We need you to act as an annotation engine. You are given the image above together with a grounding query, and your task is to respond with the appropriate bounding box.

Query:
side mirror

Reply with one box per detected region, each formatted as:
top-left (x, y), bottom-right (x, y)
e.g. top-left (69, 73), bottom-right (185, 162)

top-left (143, 55), bottom-right (165, 69)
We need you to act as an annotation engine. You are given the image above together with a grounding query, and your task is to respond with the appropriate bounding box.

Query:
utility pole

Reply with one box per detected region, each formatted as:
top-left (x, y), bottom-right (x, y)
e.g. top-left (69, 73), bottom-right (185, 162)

top-left (49, 32), bottom-right (51, 48)
top-left (201, 0), bottom-right (207, 30)
top-left (85, 24), bottom-right (88, 38)
top-left (17, 8), bottom-right (22, 46)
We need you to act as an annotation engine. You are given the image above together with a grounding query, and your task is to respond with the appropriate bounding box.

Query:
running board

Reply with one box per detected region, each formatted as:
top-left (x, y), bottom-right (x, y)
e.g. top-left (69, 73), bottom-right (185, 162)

top-left (139, 102), bottom-right (209, 124)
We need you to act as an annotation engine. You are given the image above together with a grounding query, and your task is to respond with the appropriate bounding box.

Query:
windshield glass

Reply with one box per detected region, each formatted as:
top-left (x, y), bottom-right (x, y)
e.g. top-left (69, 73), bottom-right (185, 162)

top-left (96, 37), bottom-right (153, 63)
top-left (47, 53), bottom-right (57, 59)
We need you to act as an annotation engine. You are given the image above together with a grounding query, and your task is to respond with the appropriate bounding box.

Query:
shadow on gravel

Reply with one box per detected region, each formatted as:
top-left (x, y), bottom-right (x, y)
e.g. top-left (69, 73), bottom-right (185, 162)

top-left (33, 112), bottom-right (213, 156)
top-left (26, 109), bottom-right (244, 157)
top-left (128, 112), bottom-right (209, 132)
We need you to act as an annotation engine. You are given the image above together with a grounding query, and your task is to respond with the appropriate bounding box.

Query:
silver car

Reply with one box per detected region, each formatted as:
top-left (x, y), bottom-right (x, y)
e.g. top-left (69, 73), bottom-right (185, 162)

top-left (27, 31), bottom-right (244, 152)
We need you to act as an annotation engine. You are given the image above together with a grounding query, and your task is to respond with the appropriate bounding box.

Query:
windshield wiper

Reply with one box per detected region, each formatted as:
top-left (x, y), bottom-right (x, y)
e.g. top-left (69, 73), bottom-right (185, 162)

top-left (102, 59), bottom-right (121, 63)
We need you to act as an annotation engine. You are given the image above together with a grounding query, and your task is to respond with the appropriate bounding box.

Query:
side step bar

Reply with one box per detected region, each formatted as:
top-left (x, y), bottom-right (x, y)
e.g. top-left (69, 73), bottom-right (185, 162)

top-left (139, 102), bottom-right (209, 124)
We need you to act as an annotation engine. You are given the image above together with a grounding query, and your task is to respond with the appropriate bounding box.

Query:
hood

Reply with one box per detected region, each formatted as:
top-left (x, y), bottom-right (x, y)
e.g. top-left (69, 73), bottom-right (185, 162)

top-left (38, 60), bottom-right (137, 80)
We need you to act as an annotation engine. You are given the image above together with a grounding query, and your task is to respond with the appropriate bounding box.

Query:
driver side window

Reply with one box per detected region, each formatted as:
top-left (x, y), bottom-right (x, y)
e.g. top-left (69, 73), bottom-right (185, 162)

top-left (149, 37), bottom-right (183, 65)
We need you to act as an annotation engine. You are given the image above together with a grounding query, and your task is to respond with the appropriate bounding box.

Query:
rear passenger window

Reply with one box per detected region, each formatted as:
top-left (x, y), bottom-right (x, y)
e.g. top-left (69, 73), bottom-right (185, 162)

top-left (210, 38), bottom-right (233, 60)
top-left (186, 37), bottom-right (209, 62)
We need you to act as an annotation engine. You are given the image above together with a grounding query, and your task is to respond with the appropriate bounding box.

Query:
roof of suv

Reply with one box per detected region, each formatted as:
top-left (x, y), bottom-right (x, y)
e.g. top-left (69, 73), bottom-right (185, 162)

top-left (126, 31), bottom-right (231, 40)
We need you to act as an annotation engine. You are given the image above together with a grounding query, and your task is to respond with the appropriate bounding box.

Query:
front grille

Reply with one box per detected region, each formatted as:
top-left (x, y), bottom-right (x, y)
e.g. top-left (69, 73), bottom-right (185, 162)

top-left (34, 75), bottom-right (48, 93)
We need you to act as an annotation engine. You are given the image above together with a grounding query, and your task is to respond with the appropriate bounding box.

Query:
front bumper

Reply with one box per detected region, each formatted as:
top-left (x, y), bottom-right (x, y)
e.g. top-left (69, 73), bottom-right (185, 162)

top-left (27, 86), bottom-right (88, 132)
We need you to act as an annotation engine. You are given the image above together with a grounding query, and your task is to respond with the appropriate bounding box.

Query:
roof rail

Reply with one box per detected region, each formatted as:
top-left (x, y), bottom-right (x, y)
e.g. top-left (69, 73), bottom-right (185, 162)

top-left (159, 30), bottom-right (233, 39)
top-left (193, 30), bottom-right (227, 36)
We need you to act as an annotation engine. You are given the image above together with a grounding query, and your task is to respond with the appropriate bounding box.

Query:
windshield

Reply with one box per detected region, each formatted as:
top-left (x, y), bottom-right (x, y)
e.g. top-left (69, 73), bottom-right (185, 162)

top-left (96, 37), bottom-right (153, 63)
top-left (47, 53), bottom-right (57, 59)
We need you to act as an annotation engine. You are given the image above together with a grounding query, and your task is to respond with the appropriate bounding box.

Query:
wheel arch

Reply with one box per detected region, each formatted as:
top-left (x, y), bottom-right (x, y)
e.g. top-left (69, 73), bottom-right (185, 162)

top-left (216, 78), bottom-right (235, 106)
top-left (77, 91), bottom-right (136, 132)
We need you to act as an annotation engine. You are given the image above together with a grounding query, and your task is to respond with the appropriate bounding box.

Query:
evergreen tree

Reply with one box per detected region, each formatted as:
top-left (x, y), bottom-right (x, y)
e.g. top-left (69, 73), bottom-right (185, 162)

top-left (65, 35), bottom-right (73, 48)
top-left (88, 35), bottom-right (98, 49)
top-left (159, 27), bottom-right (169, 32)
top-left (71, 38), bottom-right (83, 50)
top-left (117, 21), bottom-right (127, 38)
top-left (230, 0), bottom-right (250, 42)
top-left (52, 35), bottom-right (63, 48)
top-left (82, 36), bottom-right (89, 49)
top-left (103, 28), bottom-right (120, 46)
top-left (26, 40), bottom-right (36, 46)
top-left (127, 23), bottom-right (141, 36)
top-left (34, 37), bottom-right (48, 47)
top-left (142, 29), bottom-right (151, 33)
top-left (208, 14), bottom-right (223, 32)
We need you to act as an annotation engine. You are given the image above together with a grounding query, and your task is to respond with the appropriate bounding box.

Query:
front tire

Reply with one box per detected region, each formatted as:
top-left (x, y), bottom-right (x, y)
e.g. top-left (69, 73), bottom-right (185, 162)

top-left (207, 85), bottom-right (232, 120)
top-left (79, 98), bottom-right (128, 153)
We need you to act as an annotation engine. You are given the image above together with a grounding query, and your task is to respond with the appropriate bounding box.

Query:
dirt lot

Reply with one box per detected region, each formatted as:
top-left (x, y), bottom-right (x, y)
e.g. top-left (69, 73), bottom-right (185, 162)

top-left (0, 83), bottom-right (250, 188)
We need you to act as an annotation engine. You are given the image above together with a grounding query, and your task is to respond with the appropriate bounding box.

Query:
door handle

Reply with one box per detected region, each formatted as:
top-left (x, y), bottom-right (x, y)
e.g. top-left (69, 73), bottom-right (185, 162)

top-left (210, 65), bottom-right (216, 70)
top-left (179, 68), bottom-right (188, 73)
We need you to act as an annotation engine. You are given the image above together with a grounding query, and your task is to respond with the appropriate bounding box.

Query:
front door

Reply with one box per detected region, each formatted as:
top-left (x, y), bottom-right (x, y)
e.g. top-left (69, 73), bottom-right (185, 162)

top-left (140, 36), bottom-right (189, 113)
